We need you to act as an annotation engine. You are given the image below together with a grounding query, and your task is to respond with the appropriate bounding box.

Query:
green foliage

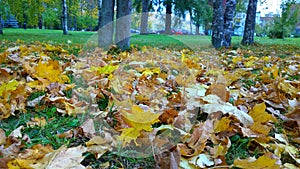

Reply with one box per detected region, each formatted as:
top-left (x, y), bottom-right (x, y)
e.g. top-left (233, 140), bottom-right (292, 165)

top-left (268, 1), bottom-right (299, 39)
top-left (236, 0), bottom-right (248, 13)
top-left (191, 0), bottom-right (212, 28)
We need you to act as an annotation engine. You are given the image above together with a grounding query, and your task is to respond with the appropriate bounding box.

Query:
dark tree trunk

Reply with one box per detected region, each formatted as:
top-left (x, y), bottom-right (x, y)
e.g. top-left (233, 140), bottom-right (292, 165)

top-left (74, 16), bottom-right (77, 31)
top-left (98, 0), bottom-right (115, 48)
top-left (140, 0), bottom-right (149, 34)
top-left (212, 0), bottom-right (224, 48)
top-left (116, 0), bottom-right (132, 50)
top-left (241, 0), bottom-right (258, 45)
top-left (38, 19), bottom-right (43, 29)
top-left (189, 8), bottom-right (193, 34)
top-left (98, 0), bottom-right (102, 30)
top-left (62, 0), bottom-right (68, 35)
top-left (196, 24), bottom-right (200, 35)
top-left (165, 0), bottom-right (172, 35)
top-left (0, 16), bottom-right (3, 35)
top-left (223, 0), bottom-right (236, 47)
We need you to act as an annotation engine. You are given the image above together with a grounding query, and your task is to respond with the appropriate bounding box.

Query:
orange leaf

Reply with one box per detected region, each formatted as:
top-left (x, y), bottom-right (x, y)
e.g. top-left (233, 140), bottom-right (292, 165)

top-left (233, 154), bottom-right (280, 169)
top-left (249, 102), bottom-right (277, 135)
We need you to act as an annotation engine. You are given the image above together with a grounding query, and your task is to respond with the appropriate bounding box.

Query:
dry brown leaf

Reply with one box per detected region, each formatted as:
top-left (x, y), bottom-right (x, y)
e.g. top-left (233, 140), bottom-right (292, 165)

top-left (0, 128), bottom-right (6, 145)
top-left (31, 145), bottom-right (87, 169)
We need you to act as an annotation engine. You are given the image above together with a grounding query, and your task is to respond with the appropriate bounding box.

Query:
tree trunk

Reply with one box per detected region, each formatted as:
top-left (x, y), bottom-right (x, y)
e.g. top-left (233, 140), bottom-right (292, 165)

top-left (241, 0), bottom-right (258, 45)
top-left (62, 0), bottom-right (68, 35)
top-left (98, 0), bottom-right (115, 48)
top-left (165, 0), bottom-right (172, 35)
top-left (116, 0), bottom-right (132, 50)
top-left (196, 25), bottom-right (200, 35)
top-left (212, 0), bottom-right (224, 48)
top-left (223, 0), bottom-right (236, 47)
top-left (0, 16), bottom-right (3, 35)
top-left (189, 9), bottom-right (193, 34)
top-left (140, 0), bottom-right (149, 34)
top-left (74, 16), bottom-right (77, 31)
top-left (98, 0), bottom-right (102, 30)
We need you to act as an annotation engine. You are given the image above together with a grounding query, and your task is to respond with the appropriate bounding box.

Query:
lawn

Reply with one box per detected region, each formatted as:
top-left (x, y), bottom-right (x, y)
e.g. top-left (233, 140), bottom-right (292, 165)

top-left (2, 28), bottom-right (300, 49)
top-left (0, 28), bottom-right (299, 168)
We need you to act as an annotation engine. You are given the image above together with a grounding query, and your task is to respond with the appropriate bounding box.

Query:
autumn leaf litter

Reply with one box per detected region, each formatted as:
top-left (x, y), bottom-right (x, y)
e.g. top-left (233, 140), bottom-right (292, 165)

top-left (0, 43), bottom-right (299, 168)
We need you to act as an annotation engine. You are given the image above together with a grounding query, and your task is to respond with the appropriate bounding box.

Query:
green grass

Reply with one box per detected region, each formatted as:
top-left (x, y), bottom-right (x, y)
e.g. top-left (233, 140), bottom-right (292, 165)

top-left (2, 28), bottom-right (300, 51)
top-left (0, 106), bottom-right (85, 150)
top-left (0, 28), bottom-right (95, 44)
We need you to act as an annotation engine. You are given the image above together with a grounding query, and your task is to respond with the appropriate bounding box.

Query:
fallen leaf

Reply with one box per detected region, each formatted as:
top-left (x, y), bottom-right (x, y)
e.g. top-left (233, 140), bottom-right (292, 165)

top-left (118, 105), bottom-right (160, 146)
top-left (0, 80), bottom-right (19, 96)
top-left (0, 128), bottom-right (6, 145)
top-left (189, 154), bottom-right (214, 168)
top-left (249, 102), bottom-right (277, 135)
top-left (31, 145), bottom-right (87, 169)
top-left (233, 154), bottom-right (280, 169)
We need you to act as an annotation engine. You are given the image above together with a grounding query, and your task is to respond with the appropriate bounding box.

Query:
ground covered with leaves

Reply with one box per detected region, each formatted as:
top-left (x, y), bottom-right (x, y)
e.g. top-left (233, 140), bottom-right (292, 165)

top-left (0, 42), bottom-right (299, 168)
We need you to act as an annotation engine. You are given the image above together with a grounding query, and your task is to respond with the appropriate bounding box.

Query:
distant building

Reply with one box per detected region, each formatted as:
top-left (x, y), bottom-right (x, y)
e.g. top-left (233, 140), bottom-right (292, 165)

top-left (233, 12), bottom-right (261, 36)
top-left (260, 16), bottom-right (275, 27)
top-left (4, 15), bottom-right (19, 28)
top-left (234, 12), bottom-right (246, 36)
top-left (0, 17), bottom-right (4, 28)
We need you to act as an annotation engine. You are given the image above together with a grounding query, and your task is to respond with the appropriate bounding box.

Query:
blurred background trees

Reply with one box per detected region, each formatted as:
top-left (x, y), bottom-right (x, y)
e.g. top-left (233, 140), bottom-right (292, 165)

top-left (0, 0), bottom-right (299, 48)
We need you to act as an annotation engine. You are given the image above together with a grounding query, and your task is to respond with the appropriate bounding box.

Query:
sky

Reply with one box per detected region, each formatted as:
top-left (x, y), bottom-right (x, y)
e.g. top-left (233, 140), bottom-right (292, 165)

top-left (257, 0), bottom-right (282, 16)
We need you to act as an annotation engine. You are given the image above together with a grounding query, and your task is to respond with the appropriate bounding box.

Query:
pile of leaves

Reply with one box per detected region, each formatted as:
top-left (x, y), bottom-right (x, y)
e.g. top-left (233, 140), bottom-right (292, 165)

top-left (0, 43), bottom-right (299, 168)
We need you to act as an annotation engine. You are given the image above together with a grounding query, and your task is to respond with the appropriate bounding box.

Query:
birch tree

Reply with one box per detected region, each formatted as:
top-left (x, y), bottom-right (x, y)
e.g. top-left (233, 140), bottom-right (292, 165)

top-left (212, 0), bottom-right (224, 48)
top-left (212, 0), bottom-right (237, 48)
top-left (62, 0), bottom-right (68, 35)
top-left (223, 0), bottom-right (236, 47)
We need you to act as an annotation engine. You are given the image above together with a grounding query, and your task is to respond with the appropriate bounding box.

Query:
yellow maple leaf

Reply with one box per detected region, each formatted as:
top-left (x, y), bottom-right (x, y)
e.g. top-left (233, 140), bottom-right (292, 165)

top-left (34, 60), bottom-right (69, 84)
top-left (271, 65), bottom-right (279, 78)
top-left (214, 117), bottom-right (231, 133)
top-left (249, 102), bottom-right (277, 135)
top-left (233, 154), bottom-right (280, 169)
top-left (0, 80), bottom-right (19, 96)
top-left (232, 56), bottom-right (243, 64)
top-left (118, 105), bottom-right (160, 146)
top-left (91, 64), bottom-right (119, 75)
top-left (142, 67), bottom-right (160, 76)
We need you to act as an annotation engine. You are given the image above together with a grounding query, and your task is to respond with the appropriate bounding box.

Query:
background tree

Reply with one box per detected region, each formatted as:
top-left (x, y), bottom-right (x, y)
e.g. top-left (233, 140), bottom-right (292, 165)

top-left (223, 0), bottom-right (236, 47)
top-left (212, 0), bottom-right (224, 48)
top-left (0, 0), bottom-right (9, 34)
top-left (268, 0), bottom-right (299, 39)
top-left (62, 0), bottom-right (68, 34)
top-left (98, 0), bottom-right (115, 48)
top-left (164, 0), bottom-right (173, 34)
top-left (191, 0), bottom-right (213, 35)
top-left (116, 0), bottom-right (132, 49)
top-left (7, 0), bottom-right (46, 27)
top-left (43, 0), bottom-right (61, 30)
top-left (140, 0), bottom-right (150, 34)
top-left (173, 0), bottom-right (193, 33)
top-left (241, 0), bottom-right (258, 45)
top-left (98, 0), bottom-right (102, 29)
